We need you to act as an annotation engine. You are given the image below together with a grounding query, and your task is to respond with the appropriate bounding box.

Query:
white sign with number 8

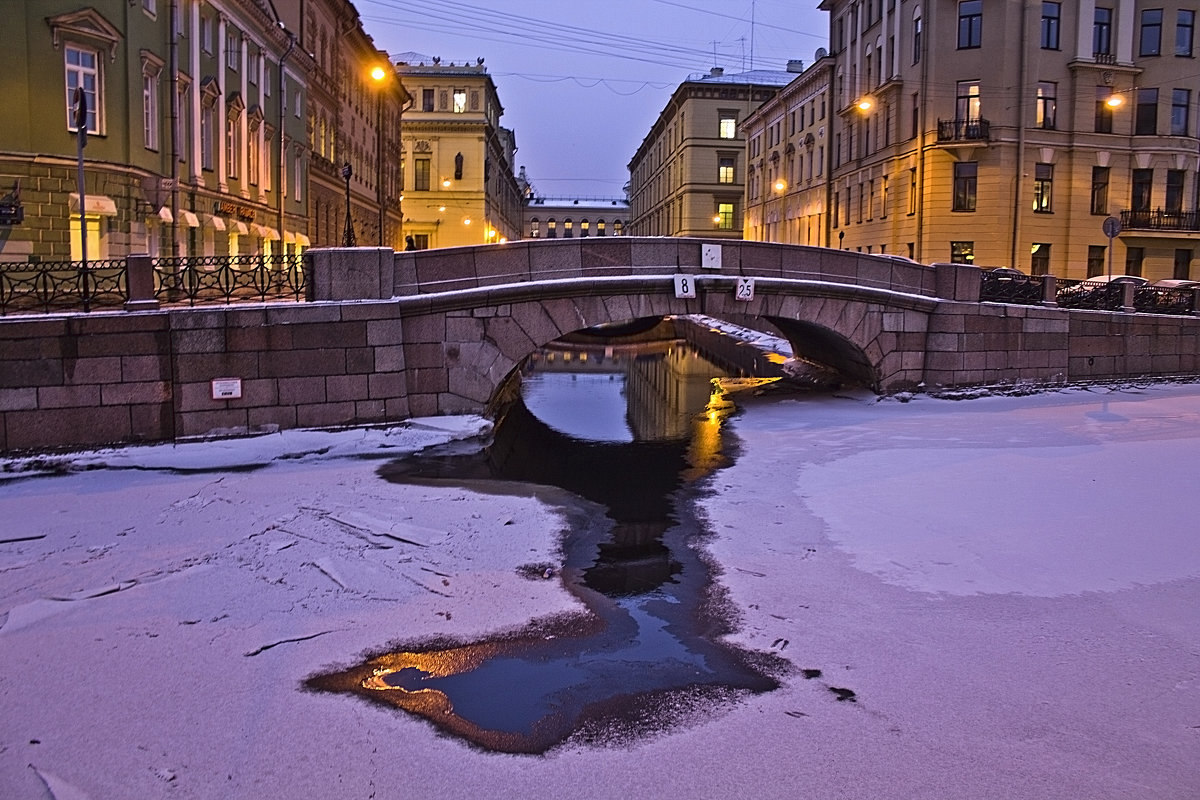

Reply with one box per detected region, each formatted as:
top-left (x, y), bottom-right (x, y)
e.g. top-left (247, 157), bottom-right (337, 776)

top-left (674, 275), bottom-right (698, 298)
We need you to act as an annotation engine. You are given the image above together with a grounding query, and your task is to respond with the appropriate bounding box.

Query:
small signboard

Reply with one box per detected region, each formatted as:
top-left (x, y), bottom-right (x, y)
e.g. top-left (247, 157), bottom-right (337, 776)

top-left (702, 244), bottom-right (722, 270)
top-left (211, 378), bottom-right (243, 401)
top-left (735, 277), bottom-right (755, 301)
top-left (673, 275), bottom-right (698, 298)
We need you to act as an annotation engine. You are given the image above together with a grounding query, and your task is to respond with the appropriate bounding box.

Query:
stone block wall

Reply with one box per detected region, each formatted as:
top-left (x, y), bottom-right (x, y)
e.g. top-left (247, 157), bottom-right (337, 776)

top-left (0, 300), bottom-right (409, 453)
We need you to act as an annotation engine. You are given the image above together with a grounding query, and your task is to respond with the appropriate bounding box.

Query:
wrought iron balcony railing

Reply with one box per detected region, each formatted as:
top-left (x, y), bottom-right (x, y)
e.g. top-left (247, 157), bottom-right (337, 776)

top-left (1119, 209), bottom-right (1200, 232)
top-left (937, 118), bottom-right (990, 142)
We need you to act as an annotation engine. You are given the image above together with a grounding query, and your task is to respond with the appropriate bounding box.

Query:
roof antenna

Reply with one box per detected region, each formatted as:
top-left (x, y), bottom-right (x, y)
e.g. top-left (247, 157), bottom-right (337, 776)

top-left (750, 0), bottom-right (756, 71)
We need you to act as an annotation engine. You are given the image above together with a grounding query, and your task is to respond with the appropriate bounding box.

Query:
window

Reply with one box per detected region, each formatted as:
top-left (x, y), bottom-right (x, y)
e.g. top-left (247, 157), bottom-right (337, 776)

top-left (452, 89), bottom-right (466, 113)
top-left (719, 113), bottom-right (737, 139)
top-left (293, 147), bottom-right (303, 202)
top-left (909, 167), bottom-right (918, 215)
top-left (1036, 82), bottom-right (1057, 129)
top-left (422, 89), bottom-right (434, 112)
top-left (581, 220), bottom-right (590, 237)
top-left (530, 219), bottom-right (540, 238)
top-left (1091, 166), bottom-right (1110, 214)
top-left (293, 88), bottom-right (301, 118)
top-left (1171, 88), bottom-right (1190, 135)
top-left (1166, 169), bottom-right (1185, 212)
top-left (65, 45), bottom-right (100, 134)
top-left (1178, 10), bottom-right (1196, 56)
top-left (1095, 86), bottom-right (1115, 133)
top-left (200, 99), bottom-right (214, 170)
top-left (1132, 168), bottom-right (1153, 211)
top-left (1031, 243), bottom-right (1051, 276)
top-left (142, 71), bottom-right (159, 150)
top-left (1174, 248), bottom-right (1192, 279)
top-left (1094, 8), bottom-right (1113, 55)
top-left (201, 15), bottom-right (213, 53)
top-left (716, 202), bottom-right (735, 229)
top-left (950, 241), bottom-right (975, 264)
top-left (1033, 164), bottom-right (1053, 212)
top-left (248, 119), bottom-right (261, 186)
top-left (414, 157), bottom-right (430, 191)
top-left (1087, 245), bottom-right (1107, 277)
top-left (248, 51), bottom-right (260, 85)
top-left (718, 156), bottom-right (735, 184)
top-left (956, 81), bottom-right (981, 121)
top-left (1136, 89), bottom-right (1158, 134)
top-left (1126, 246), bottom-right (1145, 276)
top-left (547, 219), bottom-right (557, 238)
top-left (911, 92), bottom-right (919, 138)
top-left (142, 0), bottom-right (157, 17)
top-left (958, 1), bottom-right (982, 49)
top-left (1041, 2), bottom-right (1061, 49)
top-left (912, 14), bottom-right (922, 63)
top-left (564, 219), bottom-right (573, 238)
top-left (225, 114), bottom-right (240, 179)
top-left (70, 215), bottom-right (102, 261)
top-left (226, 29), bottom-right (241, 70)
top-left (953, 162), bottom-right (977, 211)
top-left (597, 220), bottom-right (607, 236)
top-left (1141, 9), bottom-right (1163, 56)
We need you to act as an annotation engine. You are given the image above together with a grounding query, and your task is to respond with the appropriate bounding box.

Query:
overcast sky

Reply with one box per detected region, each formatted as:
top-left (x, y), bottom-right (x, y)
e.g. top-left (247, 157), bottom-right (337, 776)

top-left (360, 0), bottom-right (830, 199)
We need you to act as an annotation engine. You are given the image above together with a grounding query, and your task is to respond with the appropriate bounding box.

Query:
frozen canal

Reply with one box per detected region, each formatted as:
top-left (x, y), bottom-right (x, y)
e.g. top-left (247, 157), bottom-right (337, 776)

top-left (2, 382), bottom-right (1199, 799)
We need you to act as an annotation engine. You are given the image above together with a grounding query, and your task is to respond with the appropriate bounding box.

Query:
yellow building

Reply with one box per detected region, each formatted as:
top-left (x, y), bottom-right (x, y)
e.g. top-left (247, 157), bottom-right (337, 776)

top-left (392, 54), bottom-right (523, 249)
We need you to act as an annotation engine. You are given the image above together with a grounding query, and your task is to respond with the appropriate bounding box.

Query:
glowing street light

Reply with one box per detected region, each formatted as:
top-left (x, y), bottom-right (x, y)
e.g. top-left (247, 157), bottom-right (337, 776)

top-left (856, 96), bottom-right (873, 112)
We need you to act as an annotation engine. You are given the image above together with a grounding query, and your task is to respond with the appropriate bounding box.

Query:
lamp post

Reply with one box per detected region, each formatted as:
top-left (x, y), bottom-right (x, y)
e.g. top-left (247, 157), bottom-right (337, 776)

top-left (341, 162), bottom-right (355, 246)
top-left (371, 64), bottom-right (387, 247)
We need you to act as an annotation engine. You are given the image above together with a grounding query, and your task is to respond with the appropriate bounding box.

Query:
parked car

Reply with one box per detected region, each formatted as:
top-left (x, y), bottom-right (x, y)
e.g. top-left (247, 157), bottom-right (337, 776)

top-left (1135, 279), bottom-right (1200, 314)
top-left (1056, 275), bottom-right (1147, 309)
top-left (980, 266), bottom-right (1042, 303)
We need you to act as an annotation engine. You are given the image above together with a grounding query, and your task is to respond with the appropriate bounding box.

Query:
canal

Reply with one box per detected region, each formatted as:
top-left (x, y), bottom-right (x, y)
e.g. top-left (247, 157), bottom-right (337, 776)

top-left (308, 319), bottom-right (819, 753)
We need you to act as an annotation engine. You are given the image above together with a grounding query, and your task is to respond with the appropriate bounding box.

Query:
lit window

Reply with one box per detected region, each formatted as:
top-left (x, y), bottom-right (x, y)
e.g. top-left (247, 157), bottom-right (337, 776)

top-left (1031, 243), bottom-right (1051, 275)
top-left (950, 241), bottom-right (974, 263)
top-left (453, 89), bottom-right (466, 113)
top-left (956, 81), bottom-right (981, 121)
top-left (1032, 163), bottom-right (1053, 212)
top-left (1036, 82), bottom-right (1057, 129)
top-left (718, 157), bottom-right (735, 183)
top-left (716, 202), bottom-right (735, 229)
top-left (65, 45), bottom-right (101, 134)
top-left (719, 114), bottom-right (737, 139)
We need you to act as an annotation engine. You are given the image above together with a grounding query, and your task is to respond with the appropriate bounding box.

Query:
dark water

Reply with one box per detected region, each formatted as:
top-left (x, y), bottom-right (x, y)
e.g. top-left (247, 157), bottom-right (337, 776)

top-left (306, 339), bottom-right (790, 754)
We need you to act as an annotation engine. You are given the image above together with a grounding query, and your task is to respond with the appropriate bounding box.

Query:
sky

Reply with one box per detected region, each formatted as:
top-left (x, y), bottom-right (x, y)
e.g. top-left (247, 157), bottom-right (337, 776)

top-left (358, 0), bottom-right (831, 199)
top-left (3, 365), bottom-right (1200, 795)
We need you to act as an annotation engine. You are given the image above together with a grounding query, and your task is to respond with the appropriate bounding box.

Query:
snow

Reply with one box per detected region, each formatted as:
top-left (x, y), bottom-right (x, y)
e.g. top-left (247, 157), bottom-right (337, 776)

top-left (2, 386), bottom-right (1199, 799)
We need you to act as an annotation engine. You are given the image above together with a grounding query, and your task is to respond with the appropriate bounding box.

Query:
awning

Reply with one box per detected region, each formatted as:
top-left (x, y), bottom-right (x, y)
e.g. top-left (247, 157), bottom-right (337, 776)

top-left (283, 231), bottom-right (296, 244)
top-left (180, 210), bottom-right (200, 228)
top-left (204, 214), bottom-right (226, 231)
top-left (68, 193), bottom-right (118, 216)
top-left (252, 223), bottom-right (270, 238)
top-left (295, 233), bottom-right (311, 247)
top-left (233, 220), bottom-right (249, 235)
top-left (157, 206), bottom-right (173, 223)
top-left (261, 226), bottom-right (280, 240)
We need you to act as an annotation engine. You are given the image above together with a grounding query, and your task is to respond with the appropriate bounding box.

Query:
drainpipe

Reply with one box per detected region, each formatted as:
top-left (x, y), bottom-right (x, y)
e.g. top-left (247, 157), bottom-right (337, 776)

top-left (915, 2), bottom-right (929, 261)
top-left (277, 25), bottom-right (295, 245)
top-left (1010, 0), bottom-right (1031, 271)
top-left (169, 0), bottom-right (179, 256)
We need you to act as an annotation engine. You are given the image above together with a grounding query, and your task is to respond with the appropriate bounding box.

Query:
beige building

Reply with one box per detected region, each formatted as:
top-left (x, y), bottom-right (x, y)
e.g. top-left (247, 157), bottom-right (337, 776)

top-left (628, 65), bottom-right (801, 238)
top-left (392, 55), bottom-right (523, 249)
top-left (278, 1), bottom-right (408, 251)
top-left (745, 0), bottom-right (1200, 280)
top-left (742, 54), bottom-right (836, 246)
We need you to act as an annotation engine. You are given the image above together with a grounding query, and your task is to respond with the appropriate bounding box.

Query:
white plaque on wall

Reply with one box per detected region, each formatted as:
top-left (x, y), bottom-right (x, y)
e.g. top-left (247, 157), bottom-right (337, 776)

top-left (702, 244), bottom-right (722, 270)
top-left (211, 378), bottom-right (243, 400)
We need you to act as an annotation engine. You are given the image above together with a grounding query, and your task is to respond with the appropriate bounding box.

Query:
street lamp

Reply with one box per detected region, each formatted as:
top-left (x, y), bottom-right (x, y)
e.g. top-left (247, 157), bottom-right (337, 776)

top-left (371, 63), bottom-right (388, 246)
top-left (341, 162), bottom-right (356, 246)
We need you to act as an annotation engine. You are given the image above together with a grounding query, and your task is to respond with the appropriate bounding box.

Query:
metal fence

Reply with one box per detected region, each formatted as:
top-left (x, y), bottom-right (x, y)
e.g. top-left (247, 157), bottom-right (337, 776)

top-left (0, 254), bottom-right (307, 316)
top-left (979, 271), bottom-right (1045, 305)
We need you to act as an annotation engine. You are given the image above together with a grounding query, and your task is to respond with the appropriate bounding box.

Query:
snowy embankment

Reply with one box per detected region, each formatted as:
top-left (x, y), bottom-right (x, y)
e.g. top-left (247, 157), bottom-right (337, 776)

top-left (3, 384), bottom-right (1200, 799)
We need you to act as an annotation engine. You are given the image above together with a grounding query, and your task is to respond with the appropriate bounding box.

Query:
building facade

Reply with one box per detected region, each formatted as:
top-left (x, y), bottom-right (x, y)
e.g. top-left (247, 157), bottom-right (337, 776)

top-left (0, 0), bottom-right (313, 261)
top-left (392, 54), bottom-right (523, 249)
top-left (279, 1), bottom-right (409, 251)
top-left (627, 65), bottom-right (800, 238)
top-left (744, 0), bottom-right (1200, 281)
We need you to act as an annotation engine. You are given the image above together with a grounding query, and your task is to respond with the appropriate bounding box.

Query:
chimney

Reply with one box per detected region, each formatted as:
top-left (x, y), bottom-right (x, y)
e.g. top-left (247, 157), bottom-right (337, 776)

top-left (710, 67), bottom-right (724, 77)
top-left (787, 59), bottom-right (804, 73)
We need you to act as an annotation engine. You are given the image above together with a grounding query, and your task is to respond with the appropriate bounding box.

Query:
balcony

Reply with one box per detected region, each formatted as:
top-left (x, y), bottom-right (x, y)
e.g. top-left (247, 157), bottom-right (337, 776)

top-left (1120, 209), bottom-right (1200, 232)
top-left (937, 118), bottom-right (990, 142)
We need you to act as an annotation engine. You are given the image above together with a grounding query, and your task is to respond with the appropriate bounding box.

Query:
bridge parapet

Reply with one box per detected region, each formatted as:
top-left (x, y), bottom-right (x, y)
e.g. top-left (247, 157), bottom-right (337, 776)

top-left (309, 238), bottom-right (942, 302)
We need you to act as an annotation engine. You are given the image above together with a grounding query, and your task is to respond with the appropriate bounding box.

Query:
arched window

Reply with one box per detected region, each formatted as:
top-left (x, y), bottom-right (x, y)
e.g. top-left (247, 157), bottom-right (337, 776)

top-left (580, 219), bottom-right (589, 237)
top-left (530, 217), bottom-right (540, 238)
top-left (614, 220), bottom-right (624, 236)
top-left (597, 219), bottom-right (607, 236)
top-left (564, 218), bottom-right (573, 238)
top-left (547, 218), bottom-right (557, 238)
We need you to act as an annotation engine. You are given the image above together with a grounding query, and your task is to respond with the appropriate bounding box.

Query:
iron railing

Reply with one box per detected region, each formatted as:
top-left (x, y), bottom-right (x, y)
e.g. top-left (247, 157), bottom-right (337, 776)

top-left (1119, 209), bottom-right (1200, 232)
top-left (1133, 284), bottom-right (1197, 315)
top-left (980, 271), bottom-right (1044, 305)
top-left (937, 117), bottom-right (990, 142)
top-left (154, 254), bottom-right (307, 306)
top-left (0, 259), bottom-right (128, 315)
top-left (0, 254), bottom-right (307, 316)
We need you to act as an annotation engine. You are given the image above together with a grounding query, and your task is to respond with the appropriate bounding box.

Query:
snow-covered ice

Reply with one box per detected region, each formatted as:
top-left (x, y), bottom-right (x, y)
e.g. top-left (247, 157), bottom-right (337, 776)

top-left (2, 385), bottom-right (1198, 799)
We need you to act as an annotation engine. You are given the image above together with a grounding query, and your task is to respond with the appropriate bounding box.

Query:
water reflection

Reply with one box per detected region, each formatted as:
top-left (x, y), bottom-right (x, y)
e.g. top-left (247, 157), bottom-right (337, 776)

top-left (307, 337), bottom-right (787, 754)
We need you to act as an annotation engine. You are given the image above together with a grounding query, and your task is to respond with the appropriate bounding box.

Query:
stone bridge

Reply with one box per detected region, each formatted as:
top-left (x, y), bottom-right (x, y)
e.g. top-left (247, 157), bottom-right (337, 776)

top-left (308, 238), bottom-right (1200, 416)
top-left (4, 237), bottom-right (1200, 452)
